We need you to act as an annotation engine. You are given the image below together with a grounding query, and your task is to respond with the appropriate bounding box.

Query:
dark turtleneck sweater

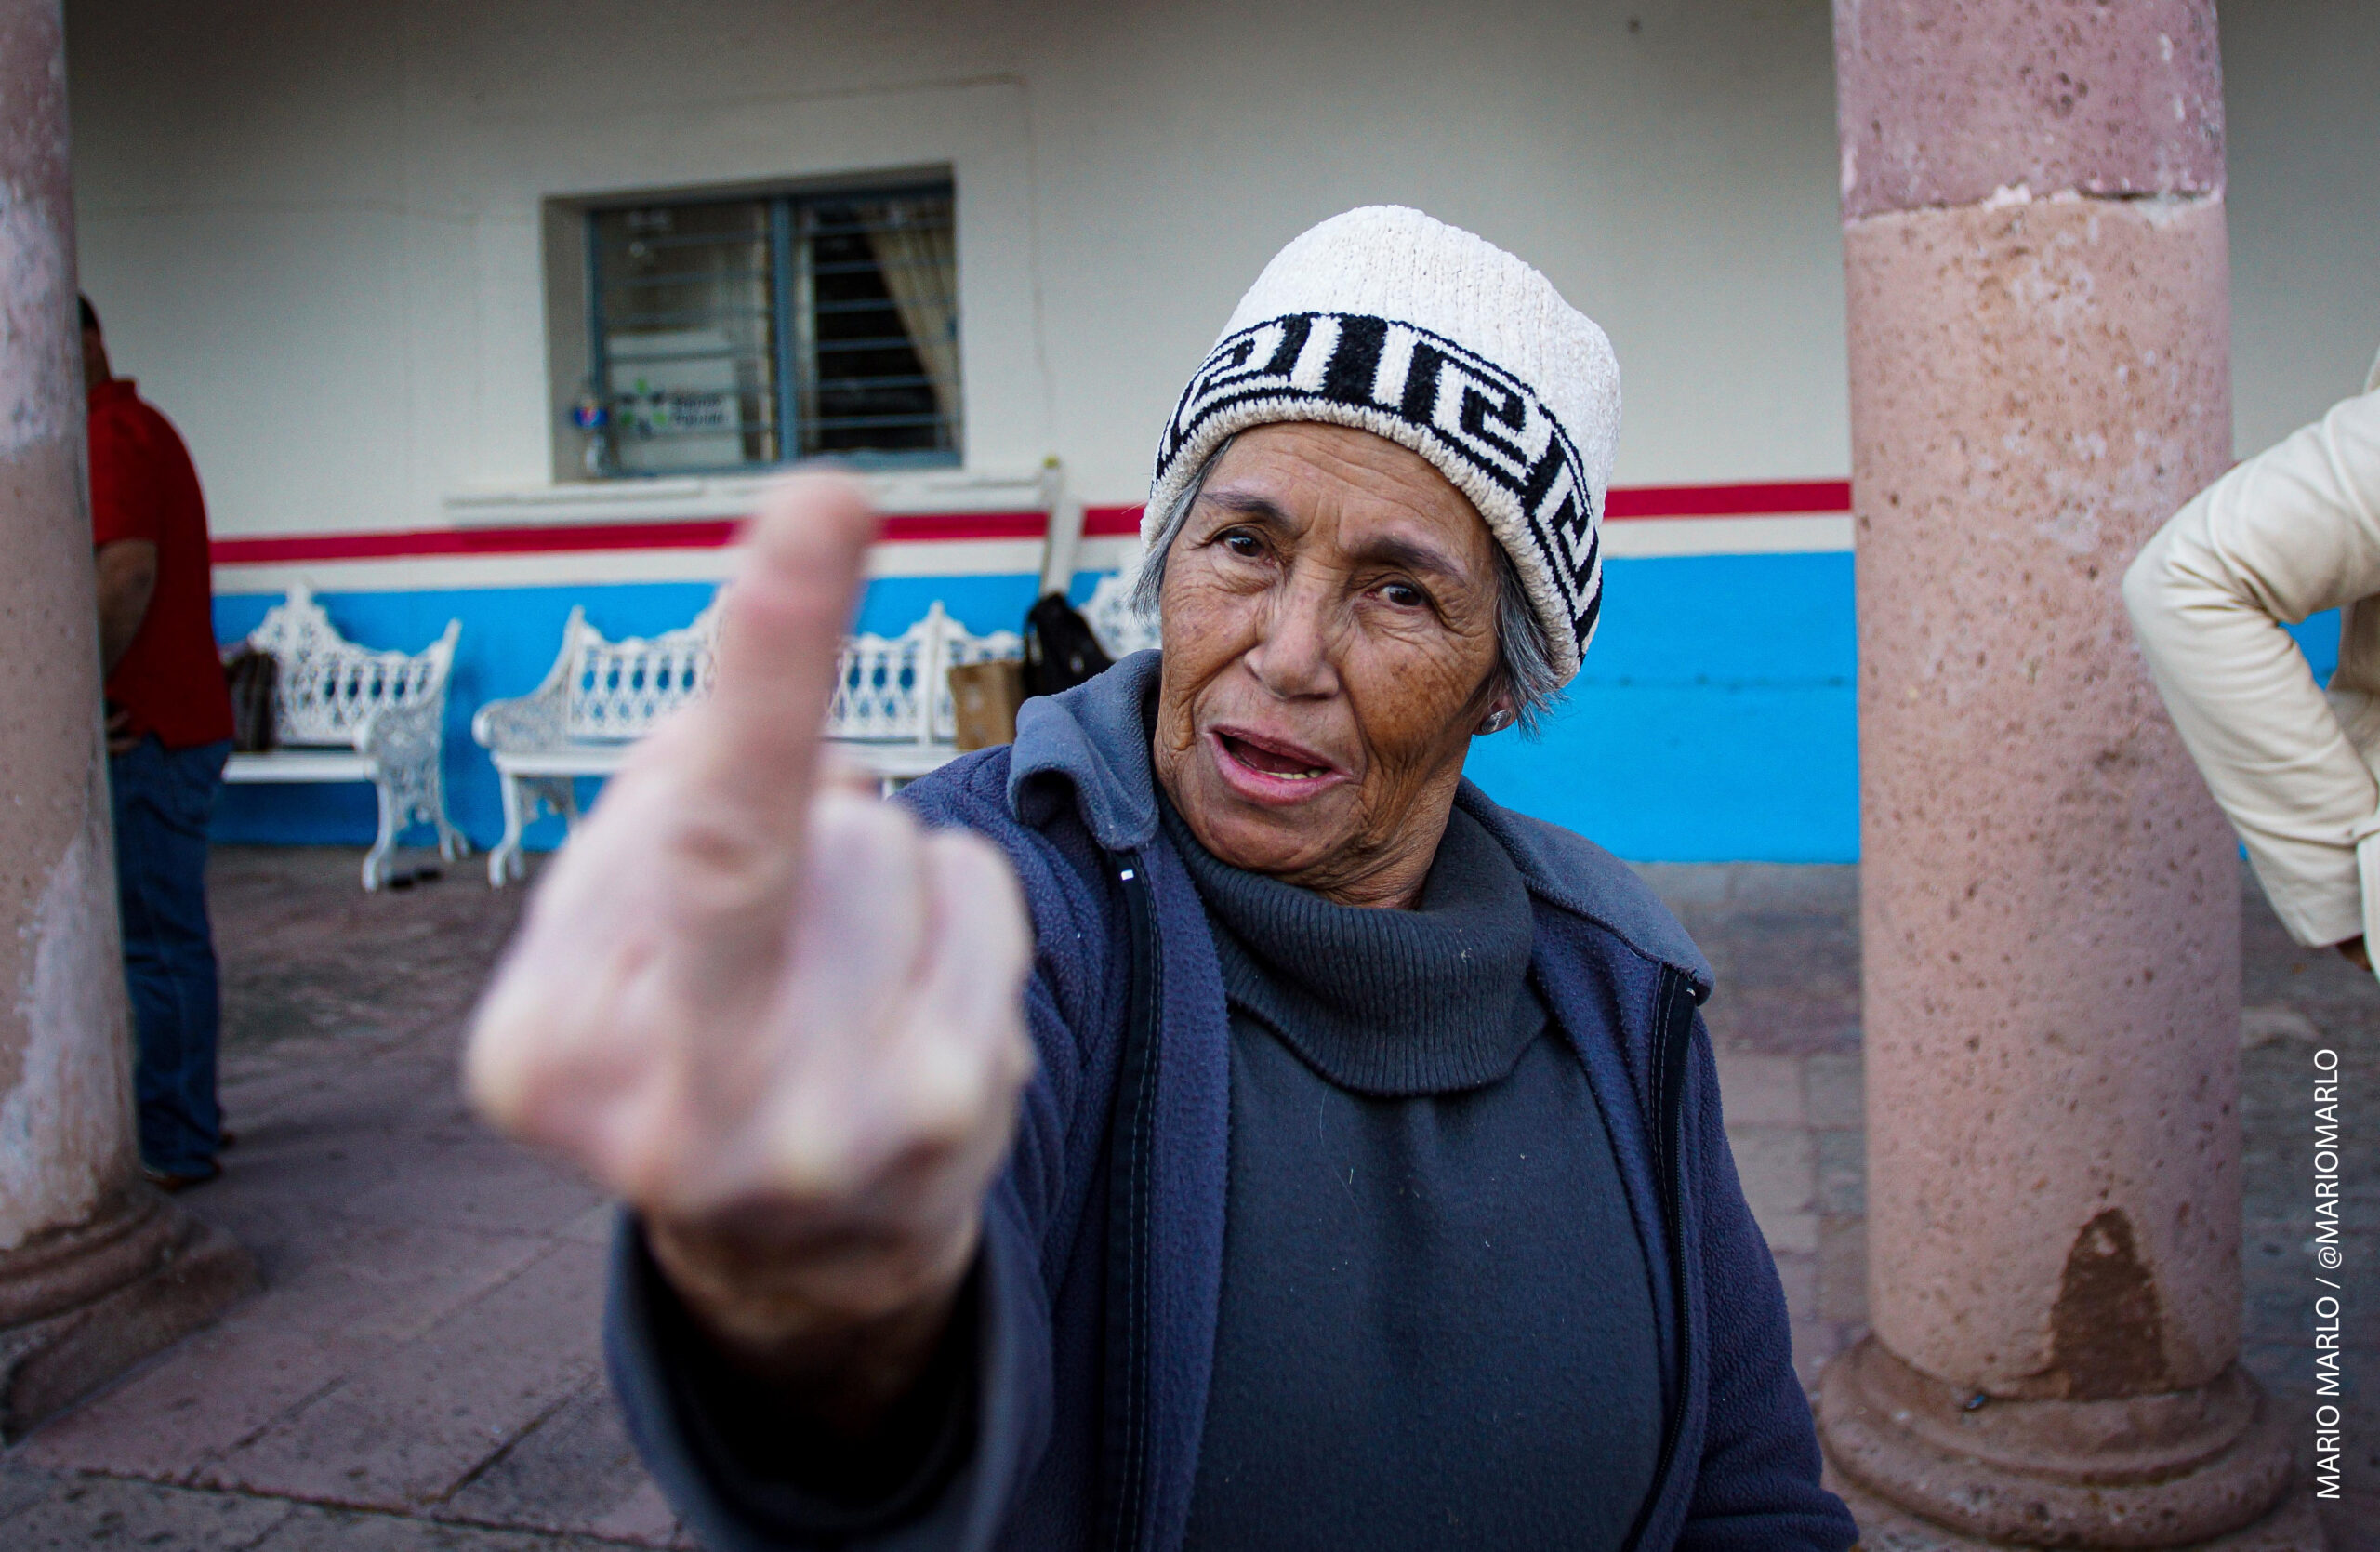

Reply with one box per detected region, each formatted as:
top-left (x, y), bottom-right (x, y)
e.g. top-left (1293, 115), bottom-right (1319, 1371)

top-left (1166, 799), bottom-right (1662, 1552)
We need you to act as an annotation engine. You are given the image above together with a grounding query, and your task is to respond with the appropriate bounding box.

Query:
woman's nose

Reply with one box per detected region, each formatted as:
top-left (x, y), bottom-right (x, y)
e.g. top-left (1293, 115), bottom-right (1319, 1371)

top-left (1246, 582), bottom-right (1341, 699)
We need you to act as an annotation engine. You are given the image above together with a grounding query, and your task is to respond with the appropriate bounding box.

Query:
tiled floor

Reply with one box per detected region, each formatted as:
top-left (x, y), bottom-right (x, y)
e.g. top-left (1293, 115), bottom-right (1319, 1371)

top-left (1649, 860), bottom-right (2380, 1550)
top-left (0, 845), bottom-right (2369, 1548)
top-left (1639, 863), bottom-right (1872, 1392)
top-left (7, 848), bottom-right (677, 1551)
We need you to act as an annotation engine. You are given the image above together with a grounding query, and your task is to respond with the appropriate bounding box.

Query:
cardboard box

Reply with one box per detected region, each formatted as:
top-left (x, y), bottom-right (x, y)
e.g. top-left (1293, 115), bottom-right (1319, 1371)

top-left (949, 659), bottom-right (1026, 750)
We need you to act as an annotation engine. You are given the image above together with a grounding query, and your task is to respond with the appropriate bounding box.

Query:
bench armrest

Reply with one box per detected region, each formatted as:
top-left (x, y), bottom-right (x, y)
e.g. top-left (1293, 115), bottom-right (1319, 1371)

top-left (472, 684), bottom-right (570, 755)
top-left (355, 696), bottom-right (446, 771)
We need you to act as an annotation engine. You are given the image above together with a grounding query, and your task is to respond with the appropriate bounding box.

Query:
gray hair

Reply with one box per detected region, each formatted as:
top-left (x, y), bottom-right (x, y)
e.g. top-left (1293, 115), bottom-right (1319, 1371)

top-left (1130, 436), bottom-right (1564, 736)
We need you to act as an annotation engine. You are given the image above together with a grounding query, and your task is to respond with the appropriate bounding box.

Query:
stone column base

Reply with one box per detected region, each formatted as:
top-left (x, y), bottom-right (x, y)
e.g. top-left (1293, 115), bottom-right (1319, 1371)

top-left (1831, 1476), bottom-right (2326, 1552)
top-left (0, 1188), bottom-right (257, 1440)
top-left (1819, 1337), bottom-right (2307, 1549)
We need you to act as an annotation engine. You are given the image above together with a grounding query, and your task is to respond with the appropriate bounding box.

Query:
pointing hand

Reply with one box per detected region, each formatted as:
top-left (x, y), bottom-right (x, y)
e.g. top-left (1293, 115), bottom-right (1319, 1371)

top-left (465, 472), bottom-right (1034, 1417)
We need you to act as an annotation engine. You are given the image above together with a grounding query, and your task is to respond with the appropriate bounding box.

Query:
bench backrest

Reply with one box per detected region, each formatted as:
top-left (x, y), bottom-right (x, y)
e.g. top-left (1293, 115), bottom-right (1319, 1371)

top-left (1079, 563), bottom-right (1161, 658)
top-left (536, 594), bottom-right (1023, 748)
top-left (830, 602), bottom-right (1024, 745)
top-left (561, 600), bottom-right (722, 743)
top-left (244, 586), bottom-right (459, 748)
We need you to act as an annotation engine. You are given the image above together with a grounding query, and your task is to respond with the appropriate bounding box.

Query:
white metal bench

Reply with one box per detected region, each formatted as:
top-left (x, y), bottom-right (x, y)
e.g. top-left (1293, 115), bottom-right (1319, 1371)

top-left (473, 597), bottom-right (1021, 886)
top-left (829, 601), bottom-right (1026, 779)
top-left (221, 585), bottom-right (469, 891)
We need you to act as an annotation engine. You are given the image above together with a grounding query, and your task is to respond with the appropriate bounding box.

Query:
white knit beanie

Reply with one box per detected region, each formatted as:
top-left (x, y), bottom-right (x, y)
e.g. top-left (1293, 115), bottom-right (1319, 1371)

top-left (1145, 206), bottom-right (1620, 684)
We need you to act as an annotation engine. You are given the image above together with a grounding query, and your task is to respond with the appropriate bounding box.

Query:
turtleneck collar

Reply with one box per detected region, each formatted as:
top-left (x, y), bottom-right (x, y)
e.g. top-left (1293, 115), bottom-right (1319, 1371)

top-left (1160, 795), bottom-right (1542, 1097)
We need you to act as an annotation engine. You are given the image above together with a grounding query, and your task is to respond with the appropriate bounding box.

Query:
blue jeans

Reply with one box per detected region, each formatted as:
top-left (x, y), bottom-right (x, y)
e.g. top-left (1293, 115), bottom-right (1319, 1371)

top-left (110, 735), bottom-right (231, 1175)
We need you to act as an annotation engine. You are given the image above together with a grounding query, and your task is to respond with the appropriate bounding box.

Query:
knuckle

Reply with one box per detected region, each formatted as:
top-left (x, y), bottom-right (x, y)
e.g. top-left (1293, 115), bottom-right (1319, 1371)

top-left (894, 1087), bottom-right (973, 1153)
top-left (463, 993), bottom-right (558, 1126)
top-left (802, 797), bottom-right (928, 912)
top-left (813, 786), bottom-right (919, 853)
top-left (663, 810), bottom-right (799, 911)
top-left (894, 1032), bottom-right (1014, 1147)
top-left (994, 1022), bottom-right (1038, 1088)
top-left (759, 1108), bottom-right (864, 1200)
top-left (924, 833), bottom-right (1031, 958)
top-left (926, 824), bottom-right (1010, 881)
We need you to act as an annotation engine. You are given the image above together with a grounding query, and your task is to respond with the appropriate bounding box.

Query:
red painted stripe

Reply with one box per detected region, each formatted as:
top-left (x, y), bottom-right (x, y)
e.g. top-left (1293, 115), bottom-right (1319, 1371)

top-left (1082, 505), bottom-right (1145, 537)
top-left (879, 512), bottom-right (1047, 543)
top-left (214, 521), bottom-right (738, 564)
top-left (1604, 480), bottom-right (1851, 519)
top-left (212, 482), bottom-right (1850, 566)
top-left (214, 510), bottom-right (1047, 565)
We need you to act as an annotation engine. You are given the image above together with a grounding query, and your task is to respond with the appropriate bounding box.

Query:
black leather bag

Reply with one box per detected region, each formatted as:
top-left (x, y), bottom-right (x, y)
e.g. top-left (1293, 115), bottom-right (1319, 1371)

top-left (1022, 592), bottom-right (1114, 699)
top-left (223, 647), bottom-right (278, 753)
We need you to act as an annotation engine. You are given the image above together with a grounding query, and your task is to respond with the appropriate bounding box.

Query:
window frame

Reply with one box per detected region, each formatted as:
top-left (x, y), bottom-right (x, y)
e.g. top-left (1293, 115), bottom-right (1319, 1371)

top-left (580, 177), bottom-right (960, 478)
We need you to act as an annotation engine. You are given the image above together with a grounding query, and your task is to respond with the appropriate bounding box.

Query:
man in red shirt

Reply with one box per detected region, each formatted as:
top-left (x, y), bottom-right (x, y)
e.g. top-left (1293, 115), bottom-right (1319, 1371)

top-left (85, 295), bottom-right (237, 1191)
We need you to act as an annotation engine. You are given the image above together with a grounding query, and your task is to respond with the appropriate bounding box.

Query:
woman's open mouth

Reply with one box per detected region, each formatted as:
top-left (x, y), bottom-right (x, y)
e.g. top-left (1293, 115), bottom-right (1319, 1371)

top-left (1210, 727), bottom-right (1346, 802)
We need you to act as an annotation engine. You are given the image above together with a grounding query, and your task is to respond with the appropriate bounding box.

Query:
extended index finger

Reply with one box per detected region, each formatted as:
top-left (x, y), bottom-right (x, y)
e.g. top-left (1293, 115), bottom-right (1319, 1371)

top-left (684, 471), bottom-right (878, 840)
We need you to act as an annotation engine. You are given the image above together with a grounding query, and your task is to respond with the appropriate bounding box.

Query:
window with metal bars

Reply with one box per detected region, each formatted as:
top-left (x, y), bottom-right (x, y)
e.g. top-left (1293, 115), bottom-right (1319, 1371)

top-left (581, 183), bottom-right (959, 475)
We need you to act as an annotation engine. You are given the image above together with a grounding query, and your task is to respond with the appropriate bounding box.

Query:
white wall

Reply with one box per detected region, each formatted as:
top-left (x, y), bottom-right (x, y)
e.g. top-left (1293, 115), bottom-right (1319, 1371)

top-left (63, 0), bottom-right (2378, 540)
top-left (63, 0), bottom-right (1845, 537)
top-left (2222, 0), bottom-right (2380, 457)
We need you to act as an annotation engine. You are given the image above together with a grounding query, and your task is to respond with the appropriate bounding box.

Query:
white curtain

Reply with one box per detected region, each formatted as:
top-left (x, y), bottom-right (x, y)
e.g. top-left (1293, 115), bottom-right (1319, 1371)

top-left (866, 205), bottom-right (960, 435)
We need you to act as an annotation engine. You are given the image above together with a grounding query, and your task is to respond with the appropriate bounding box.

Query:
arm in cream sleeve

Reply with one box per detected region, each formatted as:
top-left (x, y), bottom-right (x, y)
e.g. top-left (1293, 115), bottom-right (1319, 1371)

top-left (2123, 378), bottom-right (2380, 949)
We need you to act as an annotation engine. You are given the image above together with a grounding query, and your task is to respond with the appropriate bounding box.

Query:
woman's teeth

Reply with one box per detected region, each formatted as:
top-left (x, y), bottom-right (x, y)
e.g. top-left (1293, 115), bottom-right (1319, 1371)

top-left (1225, 736), bottom-right (1326, 779)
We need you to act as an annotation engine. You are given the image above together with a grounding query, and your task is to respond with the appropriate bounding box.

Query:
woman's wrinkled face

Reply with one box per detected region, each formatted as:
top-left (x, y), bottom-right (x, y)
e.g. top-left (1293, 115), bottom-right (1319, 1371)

top-left (1152, 422), bottom-right (1511, 908)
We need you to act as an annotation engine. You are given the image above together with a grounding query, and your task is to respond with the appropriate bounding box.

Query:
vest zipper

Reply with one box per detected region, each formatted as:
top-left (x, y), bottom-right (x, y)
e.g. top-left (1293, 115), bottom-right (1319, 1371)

top-left (1099, 855), bottom-right (1161, 1552)
top-left (1620, 965), bottom-right (1701, 1552)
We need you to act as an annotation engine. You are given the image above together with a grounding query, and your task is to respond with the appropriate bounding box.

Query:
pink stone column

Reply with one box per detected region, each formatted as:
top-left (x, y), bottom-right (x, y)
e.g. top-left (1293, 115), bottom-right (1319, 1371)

top-left (0, 0), bottom-right (251, 1440)
top-left (1817, 3), bottom-right (2318, 1546)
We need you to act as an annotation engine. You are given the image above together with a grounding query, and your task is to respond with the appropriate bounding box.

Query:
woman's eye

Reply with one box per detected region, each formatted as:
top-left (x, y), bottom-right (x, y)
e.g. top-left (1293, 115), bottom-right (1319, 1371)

top-left (1382, 582), bottom-right (1424, 608)
top-left (1223, 532), bottom-right (1263, 558)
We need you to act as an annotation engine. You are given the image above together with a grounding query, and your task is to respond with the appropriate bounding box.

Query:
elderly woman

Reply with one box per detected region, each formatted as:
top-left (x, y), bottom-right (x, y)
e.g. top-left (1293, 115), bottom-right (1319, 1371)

top-left (468, 208), bottom-right (1855, 1552)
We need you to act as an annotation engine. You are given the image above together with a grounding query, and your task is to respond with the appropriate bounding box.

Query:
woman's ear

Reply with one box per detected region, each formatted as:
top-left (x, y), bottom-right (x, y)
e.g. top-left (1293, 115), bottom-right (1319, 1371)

top-left (1475, 700), bottom-right (1517, 736)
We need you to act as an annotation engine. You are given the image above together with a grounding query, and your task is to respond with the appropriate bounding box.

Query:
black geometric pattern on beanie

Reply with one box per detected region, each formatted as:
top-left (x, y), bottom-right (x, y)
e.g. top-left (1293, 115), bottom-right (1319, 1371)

top-left (1155, 311), bottom-right (1603, 657)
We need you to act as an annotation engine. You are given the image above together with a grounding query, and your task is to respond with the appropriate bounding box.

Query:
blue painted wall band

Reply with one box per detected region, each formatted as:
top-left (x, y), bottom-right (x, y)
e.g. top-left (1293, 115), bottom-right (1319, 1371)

top-left (207, 563), bottom-right (2344, 866)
